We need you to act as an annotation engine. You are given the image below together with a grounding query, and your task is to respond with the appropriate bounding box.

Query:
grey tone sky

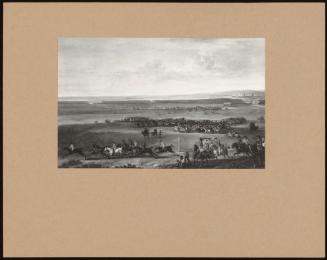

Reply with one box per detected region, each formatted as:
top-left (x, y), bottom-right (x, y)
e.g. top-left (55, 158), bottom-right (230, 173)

top-left (59, 38), bottom-right (265, 97)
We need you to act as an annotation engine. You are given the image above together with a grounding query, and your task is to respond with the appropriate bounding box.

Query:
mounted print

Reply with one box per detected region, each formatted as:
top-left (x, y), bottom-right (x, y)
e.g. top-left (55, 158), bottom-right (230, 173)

top-left (58, 38), bottom-right (265, 168)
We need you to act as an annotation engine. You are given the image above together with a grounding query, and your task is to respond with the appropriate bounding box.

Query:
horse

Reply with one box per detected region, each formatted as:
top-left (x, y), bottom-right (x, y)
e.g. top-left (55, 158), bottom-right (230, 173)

top-left (104, 146), bottom-right (114, 157)
top-left (91, 144), bottom-right (106, 155)
top-left (193, 145), bottom-right (210, 165)
top-left (220, 145), bottom-right (230, 158)
top-left (231, 142), bottom-right (259, 159)
top-left (231, 142), bottom-right (252, 157)
top-left (141, 129), bottom-right (150, 139)
top-left (140, 147), bottom-right (159, 158)
top-left (151, 129), bottom-right (158, 137)
top-left (114, 147), bottom-right (123, 155)
top-left (63, 147), bottom-right (86, 160)
top-left (154, 144), bottom-right (175, 153)
top-left (131, 146), bottom-right (143, 155)
top-left (212, 148), bottom-right (219, 159)
top-left (248, 144), bottom-right (264, 168)
top-left (193, 150), bottom-right (210, 165)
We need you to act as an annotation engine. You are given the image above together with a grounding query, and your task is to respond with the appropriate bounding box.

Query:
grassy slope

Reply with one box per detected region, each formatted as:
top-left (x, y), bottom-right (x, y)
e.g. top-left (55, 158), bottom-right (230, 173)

top-left (58, 121), bottom-right (264, 168)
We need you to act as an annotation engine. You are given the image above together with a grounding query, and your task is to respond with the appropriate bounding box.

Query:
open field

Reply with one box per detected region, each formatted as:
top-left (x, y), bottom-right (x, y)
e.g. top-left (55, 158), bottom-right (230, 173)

top-left (58, 38), bottom-right (265, 169)
top-left (58, 98), bottom-right (264, 125)
top-left (58, 98), bottom-right (265, 168)
top-left (58, 123), bottom-right (264, 168)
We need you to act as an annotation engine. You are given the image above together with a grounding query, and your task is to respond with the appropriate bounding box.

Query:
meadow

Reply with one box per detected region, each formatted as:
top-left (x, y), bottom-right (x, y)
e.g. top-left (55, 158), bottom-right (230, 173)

top-left (58, 98), bottom-right (265, 168)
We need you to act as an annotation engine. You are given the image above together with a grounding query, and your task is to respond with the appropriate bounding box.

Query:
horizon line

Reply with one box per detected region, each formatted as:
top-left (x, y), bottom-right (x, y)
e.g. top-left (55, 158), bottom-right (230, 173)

top-left (58, 89), bottom-right (265, 99)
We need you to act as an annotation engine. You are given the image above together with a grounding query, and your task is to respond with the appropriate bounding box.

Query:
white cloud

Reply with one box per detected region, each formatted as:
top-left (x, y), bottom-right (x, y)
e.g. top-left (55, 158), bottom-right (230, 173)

top-left (59, 38), bottom-right (264, 97)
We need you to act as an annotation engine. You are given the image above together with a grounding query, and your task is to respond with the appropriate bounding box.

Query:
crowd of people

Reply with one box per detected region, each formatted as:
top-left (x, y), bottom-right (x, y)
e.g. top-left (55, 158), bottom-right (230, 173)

top-left (123, 117), bottom-right (182, 128)
top-left (174, 135), bottom-right (265, 168)
top-left (173, 118), bottom-right (247, 134)
top-left (176, 152), bottom-right (191, 167)
top-left (123, 117), bottom-right (247, 131)
top-left (174, 120), bottom-right (232, 134)
top-left (65, 120), bottom-right (264, 167)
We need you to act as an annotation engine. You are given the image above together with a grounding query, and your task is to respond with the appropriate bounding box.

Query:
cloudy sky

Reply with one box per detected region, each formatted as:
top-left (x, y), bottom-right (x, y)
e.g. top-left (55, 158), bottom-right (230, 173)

top-left (58, 38), bottom-right (264, 97)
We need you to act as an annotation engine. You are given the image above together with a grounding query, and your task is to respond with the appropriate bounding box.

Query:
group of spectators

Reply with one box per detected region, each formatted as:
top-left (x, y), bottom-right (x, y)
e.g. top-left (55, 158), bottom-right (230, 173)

top-left (174, 134), bottom-right (265, 168)
top-left (174, 120), bottom-right (232, 134)
top-left (176, 152), bottom-right (191, 167)
top-left (124, 117), bottom-right (247, 132)
top-left (124, 117), bottom-right (183, 128)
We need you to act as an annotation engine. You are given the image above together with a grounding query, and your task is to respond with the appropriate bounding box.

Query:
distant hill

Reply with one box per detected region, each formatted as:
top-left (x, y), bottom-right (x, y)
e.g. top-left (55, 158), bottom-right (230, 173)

top-left (214, 90), bottom-right (265, 96)
top-left (59, 89), bottom-right (264, 102)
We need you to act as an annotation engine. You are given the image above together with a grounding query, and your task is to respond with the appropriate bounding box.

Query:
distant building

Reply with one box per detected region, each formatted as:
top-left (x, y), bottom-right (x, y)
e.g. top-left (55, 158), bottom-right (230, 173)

top-left (223, 102), bottom-right (232, 106)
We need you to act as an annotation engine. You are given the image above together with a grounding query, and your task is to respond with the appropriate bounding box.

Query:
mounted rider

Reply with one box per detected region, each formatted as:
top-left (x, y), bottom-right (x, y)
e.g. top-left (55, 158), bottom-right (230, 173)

top-left (237, 138), bottom-right (243, 150)
top-left (261, 137), bottom-right (265, 149)
top-left (256, 135), bottom-right (264, 166)
top-left (112, 143), bottom-right (117, 155)
top-left (184, 152), bottom-right (191, 165)
top-left (143, 127), bottom-right (149, 136)
top-left (69, 143), bottom-right (75, 152)
top-left (159, 139), bottom-right (165, 152)
top-left (256, 136), bottom-right (263, 151)
top-left (242, 136), bottom-right (249, 145)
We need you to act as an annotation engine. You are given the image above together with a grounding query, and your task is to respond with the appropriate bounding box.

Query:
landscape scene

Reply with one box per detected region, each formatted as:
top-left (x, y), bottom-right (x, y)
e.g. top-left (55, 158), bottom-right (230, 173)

top-left (58, 38), bottom-right (265, 168)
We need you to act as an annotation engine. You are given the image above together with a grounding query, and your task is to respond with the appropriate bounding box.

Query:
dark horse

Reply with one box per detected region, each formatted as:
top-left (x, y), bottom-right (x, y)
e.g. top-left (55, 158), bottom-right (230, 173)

top-left (151, 129), bottom-right (158, 137)
top-left (231, 142), bottom-right (263, 168)
top-left (91, 144), bottom-right (106, 155)
top-left (63, 147), bottom-right (86, 160)
top-left (154, 144), bottom-right (174, 153)
top-left (141, 128), bottom-right (150, 138)
top-left (193, 144), bottom-right (210, 165)
top-left (232, 142), bottom-right (253, 157)
top-left (140, 146), bottom-right (159, 158)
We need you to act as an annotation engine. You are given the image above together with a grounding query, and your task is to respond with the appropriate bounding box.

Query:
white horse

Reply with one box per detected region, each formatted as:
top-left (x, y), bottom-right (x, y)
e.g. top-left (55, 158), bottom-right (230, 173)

top-left (104, 146), bottom-right (123, 156)
top-left (212, 148), bottom-right (219, 159)
top-left (115, 147), bottom-right (123, 155)
top-left (104, 146), bottom-right (114, 156)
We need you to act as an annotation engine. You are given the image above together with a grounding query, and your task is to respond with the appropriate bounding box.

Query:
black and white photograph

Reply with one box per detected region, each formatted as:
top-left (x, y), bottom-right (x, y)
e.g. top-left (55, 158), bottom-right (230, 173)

top-left (58, 38), bottom-right (265, 168)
